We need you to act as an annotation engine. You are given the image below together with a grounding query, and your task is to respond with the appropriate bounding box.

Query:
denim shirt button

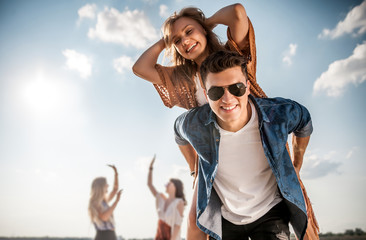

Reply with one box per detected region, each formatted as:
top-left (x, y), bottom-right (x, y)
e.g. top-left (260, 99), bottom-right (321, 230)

top-left (210, 178), bottom-right (213, 183)
top-left (215, 138), bottom-right (219, 142)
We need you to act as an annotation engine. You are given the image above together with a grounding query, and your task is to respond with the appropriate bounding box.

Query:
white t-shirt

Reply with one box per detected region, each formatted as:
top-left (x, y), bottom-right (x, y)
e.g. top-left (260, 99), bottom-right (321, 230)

top-left (194, 74), bottom-right (208, 107)
top-left (213, 100), bottom-right (282, 225)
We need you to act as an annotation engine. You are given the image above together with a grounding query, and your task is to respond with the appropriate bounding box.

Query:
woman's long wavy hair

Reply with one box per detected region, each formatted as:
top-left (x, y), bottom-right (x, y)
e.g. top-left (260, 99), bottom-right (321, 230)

top-left (170, 178), bottom-right (187, 206)
top-left (88, 177), bottom-right (107, 224)
top-left (162, 7), bottom-right (225, 82)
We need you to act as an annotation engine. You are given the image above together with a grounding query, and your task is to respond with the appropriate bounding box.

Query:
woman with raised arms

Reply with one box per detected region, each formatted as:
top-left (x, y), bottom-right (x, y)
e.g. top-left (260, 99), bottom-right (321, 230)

top-left (88, 165), bottom-right (123, 240)
top-left (148, 155), bottom-right (186, 240)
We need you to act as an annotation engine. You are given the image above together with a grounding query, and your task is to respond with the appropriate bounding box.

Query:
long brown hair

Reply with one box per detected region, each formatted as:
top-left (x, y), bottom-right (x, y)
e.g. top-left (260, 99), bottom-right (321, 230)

top-left (170, 178), bottom-right (187, 205)
top-left (88, 177), bottom-right (107, 224)
top-left (162, 7), bottom-right (225, 82)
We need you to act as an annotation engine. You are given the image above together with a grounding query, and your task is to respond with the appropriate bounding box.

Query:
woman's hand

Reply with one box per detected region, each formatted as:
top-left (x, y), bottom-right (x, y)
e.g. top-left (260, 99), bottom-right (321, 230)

top-left (116, 189), bottom-right (123, 202)
top-left (107, 164), bottom-right (118, 174)
top-left (149, 154), bottom-right (156, 170)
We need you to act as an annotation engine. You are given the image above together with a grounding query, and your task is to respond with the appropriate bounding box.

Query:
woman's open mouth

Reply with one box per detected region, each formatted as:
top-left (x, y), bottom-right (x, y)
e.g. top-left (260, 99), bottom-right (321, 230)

top-left (186, 43), bottom-right (198, 53)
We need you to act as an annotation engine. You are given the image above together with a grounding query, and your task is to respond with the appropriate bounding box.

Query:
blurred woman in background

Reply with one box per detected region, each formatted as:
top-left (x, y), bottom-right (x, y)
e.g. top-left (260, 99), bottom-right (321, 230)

top-left (148, 155), bottom-right (186, 240)
top-left (88, 164), bottom-right (123, 240)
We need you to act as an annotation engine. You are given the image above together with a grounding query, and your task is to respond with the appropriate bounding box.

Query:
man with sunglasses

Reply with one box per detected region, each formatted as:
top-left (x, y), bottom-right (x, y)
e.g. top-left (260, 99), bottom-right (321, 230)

top-left (174, 50), bottom-right (313, 240)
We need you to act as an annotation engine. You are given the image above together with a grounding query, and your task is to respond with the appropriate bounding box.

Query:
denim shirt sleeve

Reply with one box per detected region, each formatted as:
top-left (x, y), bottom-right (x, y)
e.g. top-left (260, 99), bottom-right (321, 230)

top-left (287, 100), bottom-right (313, 137)
top-left (174, 111), bottom-right (190, 146)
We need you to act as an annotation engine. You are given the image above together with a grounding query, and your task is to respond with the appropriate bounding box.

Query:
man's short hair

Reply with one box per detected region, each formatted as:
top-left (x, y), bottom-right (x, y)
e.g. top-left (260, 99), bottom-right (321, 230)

top-left (200, 50), bottom-right (248, 88)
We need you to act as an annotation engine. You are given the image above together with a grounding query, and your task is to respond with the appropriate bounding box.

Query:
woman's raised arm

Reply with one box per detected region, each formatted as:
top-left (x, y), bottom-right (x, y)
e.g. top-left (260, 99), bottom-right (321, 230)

top-left (106, 164), bottom-right (119, 202)
top-left (132, 38), bottom-right (166, 85)
top-left (206, 3), bottom-right (249, 50)
top-left (99, 189), bottom-right (122, 221)
top-left (147, 154), bottom-right (158, 197)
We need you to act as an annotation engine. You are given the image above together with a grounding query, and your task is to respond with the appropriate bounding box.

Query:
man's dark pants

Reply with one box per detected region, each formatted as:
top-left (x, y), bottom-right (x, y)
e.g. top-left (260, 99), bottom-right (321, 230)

top-left (209, 201), bottom-right (290, 240)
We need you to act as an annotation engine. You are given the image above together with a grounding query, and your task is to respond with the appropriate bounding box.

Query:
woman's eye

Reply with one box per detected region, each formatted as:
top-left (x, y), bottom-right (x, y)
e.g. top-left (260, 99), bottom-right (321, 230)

top-left (175, 39), bottom-right (181, 45)
top-left (186, 29), bottom-right (192, 34)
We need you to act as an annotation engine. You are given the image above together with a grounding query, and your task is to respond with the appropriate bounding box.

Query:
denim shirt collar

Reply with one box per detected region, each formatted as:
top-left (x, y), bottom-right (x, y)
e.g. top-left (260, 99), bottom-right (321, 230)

top-left (249, 95), bottom-right (270, 123)
top-left (203, 95), bottom-right (270, 127)
top-left (204, 107), bottom-right (217, 126)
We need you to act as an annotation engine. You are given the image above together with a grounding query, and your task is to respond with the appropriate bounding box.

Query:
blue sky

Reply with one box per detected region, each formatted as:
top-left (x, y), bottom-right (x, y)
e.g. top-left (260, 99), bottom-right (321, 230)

top-left (0, 0), bottom-right (365, 238)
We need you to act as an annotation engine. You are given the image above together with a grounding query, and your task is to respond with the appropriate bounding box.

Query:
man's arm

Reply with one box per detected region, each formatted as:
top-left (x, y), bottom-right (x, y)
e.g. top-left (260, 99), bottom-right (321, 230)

top-left (292, 135), bottom-right (310, 176)
top-left (178, 144), bottom-right (198, 176)
top-left (286, 100), bottom-right (313, 176)
top-left (174, 112), bottom-right (196, 170)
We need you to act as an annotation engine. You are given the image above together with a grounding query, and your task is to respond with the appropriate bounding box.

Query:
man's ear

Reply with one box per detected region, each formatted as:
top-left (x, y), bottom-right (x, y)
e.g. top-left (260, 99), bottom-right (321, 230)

top-left (204, 90), bottom-right (208, 101)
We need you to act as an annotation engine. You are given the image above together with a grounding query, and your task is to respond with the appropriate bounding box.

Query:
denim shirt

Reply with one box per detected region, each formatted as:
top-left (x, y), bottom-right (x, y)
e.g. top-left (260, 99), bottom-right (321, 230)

top-left (174, 95), bottom-right (313, 240)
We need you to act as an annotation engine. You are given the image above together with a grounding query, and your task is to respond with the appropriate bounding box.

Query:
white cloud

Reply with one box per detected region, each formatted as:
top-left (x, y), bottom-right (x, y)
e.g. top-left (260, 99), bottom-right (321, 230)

top-left (282, 43), bottom-right (297, 66)
top-left (301, 152), bottom-right (342, 179)
top-left (346, 146), bottom-right (359, 159)
top-left (159, 4), bottom-right (169, 18)
top-left (113, 55), bottom-right (134, 74)
top-left (88, 7), bottom-right (159, 49)
top-left (171, 164), bottom-right (189, 178)
top-left (78, 4), bottom-right (97, 20)
top-left (313, 41), bottom-right (366, 97)
top-left (318, 0), bottom-right (366, 39)
top-left (62, 49), bottom-right (92, 79)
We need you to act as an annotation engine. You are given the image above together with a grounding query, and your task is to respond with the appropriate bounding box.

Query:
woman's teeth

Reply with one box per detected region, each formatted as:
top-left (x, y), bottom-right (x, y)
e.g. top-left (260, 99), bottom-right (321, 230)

top-left (187, 43), bottom-right (197, 52)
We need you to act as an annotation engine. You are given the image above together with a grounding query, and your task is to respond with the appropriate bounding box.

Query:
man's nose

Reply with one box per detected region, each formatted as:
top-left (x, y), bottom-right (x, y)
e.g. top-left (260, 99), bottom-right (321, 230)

top-left (221, 88), bottom-right (234, 102)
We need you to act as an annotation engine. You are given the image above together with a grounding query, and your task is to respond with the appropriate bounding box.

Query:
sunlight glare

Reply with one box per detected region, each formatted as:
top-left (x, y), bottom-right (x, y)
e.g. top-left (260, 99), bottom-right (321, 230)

top-left (20, 69), bottom-right (80, 119)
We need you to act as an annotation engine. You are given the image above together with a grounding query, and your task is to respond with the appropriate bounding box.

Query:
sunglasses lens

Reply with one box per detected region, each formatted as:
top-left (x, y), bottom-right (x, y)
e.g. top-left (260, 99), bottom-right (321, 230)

top-left (228, 83), bottom-right (246, 97)
top-left (207, 87), bottom-right (224, 101)
top-left (207, 83), bottom-right (246, 101)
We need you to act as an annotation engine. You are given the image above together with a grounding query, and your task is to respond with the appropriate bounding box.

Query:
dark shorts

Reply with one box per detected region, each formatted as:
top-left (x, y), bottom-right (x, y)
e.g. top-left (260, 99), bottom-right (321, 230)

top-left (95, 230), bottom-right (117, 240)
top-left (210, 201), bottom-right (290, 240)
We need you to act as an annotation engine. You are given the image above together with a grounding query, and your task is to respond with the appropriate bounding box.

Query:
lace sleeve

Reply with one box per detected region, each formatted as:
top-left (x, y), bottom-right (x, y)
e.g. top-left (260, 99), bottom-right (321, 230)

top-left (153, 64), bottom-right (197, 109)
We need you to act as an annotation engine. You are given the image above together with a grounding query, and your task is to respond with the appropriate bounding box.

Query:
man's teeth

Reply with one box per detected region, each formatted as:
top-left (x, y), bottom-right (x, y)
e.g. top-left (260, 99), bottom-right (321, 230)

top-left (222, 105), bottom-right (236, 110)
top-left (187, 43), bottom-right (197, 52)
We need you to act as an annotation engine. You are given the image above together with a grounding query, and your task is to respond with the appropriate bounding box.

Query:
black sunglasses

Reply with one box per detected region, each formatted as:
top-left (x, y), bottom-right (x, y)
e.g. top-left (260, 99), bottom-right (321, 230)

top-left (207, 82), bottom-right (247, 101)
